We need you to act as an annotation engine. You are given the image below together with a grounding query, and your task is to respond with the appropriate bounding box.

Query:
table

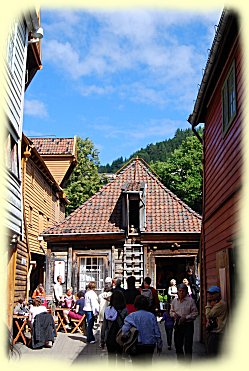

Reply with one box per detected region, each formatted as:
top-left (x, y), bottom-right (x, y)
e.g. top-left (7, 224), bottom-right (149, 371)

top-left (13, 315), bottom-right (29, 345)
top-left (55, 308), bottom-right (69, 333)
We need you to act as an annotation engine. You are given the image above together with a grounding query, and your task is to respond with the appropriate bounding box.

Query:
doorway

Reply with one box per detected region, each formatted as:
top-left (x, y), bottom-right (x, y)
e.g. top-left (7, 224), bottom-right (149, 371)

top-left (155, 256), bottom-right (196, 290)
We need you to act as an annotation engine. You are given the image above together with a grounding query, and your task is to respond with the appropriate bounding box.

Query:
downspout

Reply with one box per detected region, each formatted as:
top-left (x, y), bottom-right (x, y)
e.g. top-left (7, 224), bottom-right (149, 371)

top-left (22, 145), bottom-right (32, 301)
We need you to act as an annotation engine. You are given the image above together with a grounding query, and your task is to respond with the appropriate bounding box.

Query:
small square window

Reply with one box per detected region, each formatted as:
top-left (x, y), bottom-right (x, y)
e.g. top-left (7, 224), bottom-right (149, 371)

top-left (222, 61), bottom-right (237, 134)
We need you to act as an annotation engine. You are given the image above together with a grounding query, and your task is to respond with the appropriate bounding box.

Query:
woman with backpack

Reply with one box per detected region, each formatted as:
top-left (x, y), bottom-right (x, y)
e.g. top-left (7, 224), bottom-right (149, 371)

top-left (101, 290), bottom-right (128, 364)
top-left (121, 295), bottom-right (163, 364)
top-left (139, 277), bottom-right (160, 315)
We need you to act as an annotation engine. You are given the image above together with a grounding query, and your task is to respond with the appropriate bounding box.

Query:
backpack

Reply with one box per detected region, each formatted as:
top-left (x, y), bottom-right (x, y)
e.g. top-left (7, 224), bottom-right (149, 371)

top-left (116, 326), bottom-right (139, 355)
top-left (141, 288), bottom-right (153, 307)
top-left (105, 310), bottom-right (124, 352)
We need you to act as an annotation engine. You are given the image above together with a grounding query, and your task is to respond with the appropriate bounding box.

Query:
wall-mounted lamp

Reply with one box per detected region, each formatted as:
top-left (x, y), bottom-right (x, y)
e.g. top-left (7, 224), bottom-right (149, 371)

top-left (152, 246), bottom-right (157, 251)
top-left (28, 27), bottom-right (44, 44)
top-left (31, 27), bottom-right (44, 39)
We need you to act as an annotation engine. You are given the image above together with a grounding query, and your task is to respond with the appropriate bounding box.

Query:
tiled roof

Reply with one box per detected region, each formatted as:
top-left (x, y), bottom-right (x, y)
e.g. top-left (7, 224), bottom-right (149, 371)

top-left (31, 137), bottom-right (75, 155)
top-left (43, 158), bottom-right (201, 235)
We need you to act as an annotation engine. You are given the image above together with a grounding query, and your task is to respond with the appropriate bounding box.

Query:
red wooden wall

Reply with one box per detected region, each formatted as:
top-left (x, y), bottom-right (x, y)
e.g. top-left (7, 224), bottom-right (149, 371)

top-left (203, 36), bottom-right (243, 299)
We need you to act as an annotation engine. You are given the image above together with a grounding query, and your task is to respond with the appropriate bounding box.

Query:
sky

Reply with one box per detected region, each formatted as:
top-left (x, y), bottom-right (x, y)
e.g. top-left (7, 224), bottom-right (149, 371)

top-left (23, 8), bottom-right (222, 165)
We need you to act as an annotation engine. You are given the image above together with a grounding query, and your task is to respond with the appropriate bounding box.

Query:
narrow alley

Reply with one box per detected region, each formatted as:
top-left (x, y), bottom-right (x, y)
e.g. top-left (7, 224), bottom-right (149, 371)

top-left (10, 316), bottom-right (206, 366)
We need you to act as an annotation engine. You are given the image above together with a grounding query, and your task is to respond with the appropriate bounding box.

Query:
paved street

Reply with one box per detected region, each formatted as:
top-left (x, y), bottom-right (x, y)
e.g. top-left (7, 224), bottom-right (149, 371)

top-left (10, 316), bottom-right (207, 366)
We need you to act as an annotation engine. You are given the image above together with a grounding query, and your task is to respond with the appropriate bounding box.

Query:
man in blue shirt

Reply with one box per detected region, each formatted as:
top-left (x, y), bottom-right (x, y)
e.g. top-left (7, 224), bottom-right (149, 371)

top-left (122, 295), bottom-right (162, 364)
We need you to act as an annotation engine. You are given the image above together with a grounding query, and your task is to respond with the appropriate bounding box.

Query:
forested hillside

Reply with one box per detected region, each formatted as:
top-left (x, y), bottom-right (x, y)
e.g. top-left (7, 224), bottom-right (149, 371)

top-left (99, 128), bottom-right (195, 173)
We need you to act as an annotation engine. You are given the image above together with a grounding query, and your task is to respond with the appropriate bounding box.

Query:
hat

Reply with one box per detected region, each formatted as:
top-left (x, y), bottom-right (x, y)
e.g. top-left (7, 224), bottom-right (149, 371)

top-left (207, 286), bottom-right (221, 293)
top-left (105, 277), bottom-right (112, 284)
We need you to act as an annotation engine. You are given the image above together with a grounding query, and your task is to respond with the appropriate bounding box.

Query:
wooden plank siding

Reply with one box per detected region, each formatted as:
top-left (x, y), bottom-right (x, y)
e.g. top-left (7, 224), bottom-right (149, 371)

top-left (24, 158), bottom-right (67, 255)
top-left (15, 239), bottom-right (29, 302)
top-left (5, 19), bottom-right (28, 136)
top-left (202, 33), bottom-right (243, 295)
top-left (43, 157), bottom-right (73, 185)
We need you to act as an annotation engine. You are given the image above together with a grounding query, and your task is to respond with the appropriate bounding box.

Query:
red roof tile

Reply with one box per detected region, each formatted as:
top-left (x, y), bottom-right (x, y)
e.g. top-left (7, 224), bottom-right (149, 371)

top-left (31, 137), bottom-right (75, 155)
top-left (43, 158), bottom-right (201, 235)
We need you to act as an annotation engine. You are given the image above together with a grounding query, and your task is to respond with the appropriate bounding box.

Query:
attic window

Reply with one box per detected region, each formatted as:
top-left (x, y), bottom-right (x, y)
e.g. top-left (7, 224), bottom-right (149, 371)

top-left (121, 182), bottom-right (146, 234)
top-left (129, 196), bottom-right (140, 232)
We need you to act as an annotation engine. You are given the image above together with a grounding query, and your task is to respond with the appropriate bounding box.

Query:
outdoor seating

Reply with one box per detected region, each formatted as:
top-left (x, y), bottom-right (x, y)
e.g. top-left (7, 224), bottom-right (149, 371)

top-left (13, 314), bottom-right (30, 345)
top-left (70, 314), bottom-right (86, 334)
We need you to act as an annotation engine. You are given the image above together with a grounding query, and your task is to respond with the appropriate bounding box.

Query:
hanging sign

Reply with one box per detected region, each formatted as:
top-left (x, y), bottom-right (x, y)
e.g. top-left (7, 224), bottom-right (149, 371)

top-left (54, 260), bottom-right (65, 283)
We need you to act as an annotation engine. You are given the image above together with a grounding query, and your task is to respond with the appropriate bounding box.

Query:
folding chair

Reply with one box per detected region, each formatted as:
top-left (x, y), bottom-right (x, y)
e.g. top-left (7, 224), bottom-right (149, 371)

top-left (71, 314), bottom-right (86, 334)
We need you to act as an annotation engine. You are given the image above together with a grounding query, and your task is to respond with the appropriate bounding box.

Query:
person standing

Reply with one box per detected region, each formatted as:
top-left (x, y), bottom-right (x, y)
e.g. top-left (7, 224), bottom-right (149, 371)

top-left (53, 275), bottom-right (63, 306)
top-left (98, 277), bottom-right (113, 347)
top-left (83, 281), bottom-right (99, 344)
top-left (186, 268), bottom-right (199, 303)
top-left (170, 283), bottom-right (198, 361)
top-left (205, 286), bottom-right (227, 357)
top-left (112, 277), bottom-right (126, 294)
top-left (160, 303), bottom-right (174, 350)
top-left (121, 295), bottom-right (163, 365)
top-left (124, 276), bottom-right (140, 314)
top-left (139, 277), bottom-right (160, 315)
top-left (168, 279), bottom-right (178, 302)
top-left (182, 278), bottom-right (193, 297)
top-left (101, 290), bottom-right (128, 364)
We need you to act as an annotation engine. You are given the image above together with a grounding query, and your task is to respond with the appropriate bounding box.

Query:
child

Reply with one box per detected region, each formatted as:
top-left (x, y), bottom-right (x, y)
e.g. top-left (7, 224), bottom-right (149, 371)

top-left (160, 303), bottom-right (174, 350)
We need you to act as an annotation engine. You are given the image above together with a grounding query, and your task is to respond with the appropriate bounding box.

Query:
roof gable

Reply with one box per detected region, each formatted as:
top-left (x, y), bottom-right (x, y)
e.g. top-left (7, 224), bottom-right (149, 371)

top-left (43, 158), bottom-right (201, 236)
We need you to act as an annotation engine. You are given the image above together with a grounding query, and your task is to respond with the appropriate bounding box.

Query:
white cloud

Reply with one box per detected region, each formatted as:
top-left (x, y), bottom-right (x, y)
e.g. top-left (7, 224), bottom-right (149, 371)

top-left (43, 9), bottom-right (221, 106)
top-left (24, 99), bottom-right (48, 118)
top-left (78, 84), bottom-right (115, 96)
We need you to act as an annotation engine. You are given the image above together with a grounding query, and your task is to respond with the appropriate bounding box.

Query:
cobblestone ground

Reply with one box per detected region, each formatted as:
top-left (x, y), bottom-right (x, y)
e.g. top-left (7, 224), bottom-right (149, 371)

top-left (10, 317), bottom-right (207, 366)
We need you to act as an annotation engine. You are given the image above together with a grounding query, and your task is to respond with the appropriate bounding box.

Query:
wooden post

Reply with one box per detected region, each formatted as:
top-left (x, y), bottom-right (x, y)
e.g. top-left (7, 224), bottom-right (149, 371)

top-left (67, 247), bottom-right (73, 289)
top-left (46, 248), bottom-right (51, 294)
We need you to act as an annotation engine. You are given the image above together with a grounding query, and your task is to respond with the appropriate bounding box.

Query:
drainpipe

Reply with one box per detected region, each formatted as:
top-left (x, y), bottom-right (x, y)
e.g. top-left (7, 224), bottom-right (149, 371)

top-left (22, 144), bottom-right (32, 301)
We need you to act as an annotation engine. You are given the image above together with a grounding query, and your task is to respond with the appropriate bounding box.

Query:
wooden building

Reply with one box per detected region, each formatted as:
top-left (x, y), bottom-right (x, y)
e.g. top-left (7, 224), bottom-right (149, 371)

top-left (42, 158), bottom-right (201, 296)
top-left (4, 9), bottom-right (43, 328)
top-left (188, 9), bottom-right (243, 316)
top-left (31, 137), bottom-right (77, 188)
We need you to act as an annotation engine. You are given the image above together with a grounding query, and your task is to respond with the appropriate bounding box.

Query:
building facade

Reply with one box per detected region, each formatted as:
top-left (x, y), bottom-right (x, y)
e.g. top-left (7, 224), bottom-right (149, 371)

top-left (3, 9), bottom-right (43, 328)
top-left (188, 9), bottom-right (243, 321)
top-left (42, 158), bottom-right (201, 296)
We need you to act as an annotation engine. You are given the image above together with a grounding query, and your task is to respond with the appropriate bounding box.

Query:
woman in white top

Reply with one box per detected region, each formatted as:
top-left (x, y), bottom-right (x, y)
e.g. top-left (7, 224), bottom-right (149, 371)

top-left (168, 279), bottom-right (178, 302)
top-left (182, 278), bottom-right (192, 297)
top-left (29, 297), bottom-right (47, 324)
top-left (83, 281), bottom-right (100, 343)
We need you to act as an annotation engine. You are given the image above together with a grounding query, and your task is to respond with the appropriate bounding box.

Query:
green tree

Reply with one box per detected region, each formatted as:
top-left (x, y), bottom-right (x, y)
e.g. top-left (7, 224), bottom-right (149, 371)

top-left (99, 127), bottom-right (194, 173)
top-left (64, 137), bottom-right (104, 216)
top-left (151, 134), bottom-right (203, 214)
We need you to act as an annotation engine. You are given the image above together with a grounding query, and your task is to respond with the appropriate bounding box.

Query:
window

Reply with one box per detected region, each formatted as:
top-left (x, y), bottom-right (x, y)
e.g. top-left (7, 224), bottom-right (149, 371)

top-left (222, 61), bottom-right (237, 134)
top-left (29, 206), bottom-right (33, 226)
top-left (38, 212), bottom-right (44, 233)
top-left (122, 182), bottom-right (146, 234)
top-left (6, 21), bottom-right (17, 72)
top-left (6, 134), bottom-right (19, 178)
top-left (79, 256), bottom-right (107, 292)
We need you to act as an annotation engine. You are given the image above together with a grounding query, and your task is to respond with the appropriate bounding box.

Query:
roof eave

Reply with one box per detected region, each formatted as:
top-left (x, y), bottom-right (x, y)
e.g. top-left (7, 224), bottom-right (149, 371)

top-left (188, 8), bottom-right (229, 127)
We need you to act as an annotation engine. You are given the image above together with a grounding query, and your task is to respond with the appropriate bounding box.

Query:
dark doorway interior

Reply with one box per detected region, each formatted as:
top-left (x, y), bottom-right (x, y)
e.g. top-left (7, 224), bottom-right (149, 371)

top-left (155, 256), bottom-right (196, 290)
top-left (29, 253), bottom-right (45, 298)
top-left (129, 199), bottom-right (140, 229)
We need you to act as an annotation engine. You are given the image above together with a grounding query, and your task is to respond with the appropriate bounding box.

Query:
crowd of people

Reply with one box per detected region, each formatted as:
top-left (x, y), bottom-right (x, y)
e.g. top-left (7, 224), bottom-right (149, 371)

top-left (13, 269), bottom-right (227, 361)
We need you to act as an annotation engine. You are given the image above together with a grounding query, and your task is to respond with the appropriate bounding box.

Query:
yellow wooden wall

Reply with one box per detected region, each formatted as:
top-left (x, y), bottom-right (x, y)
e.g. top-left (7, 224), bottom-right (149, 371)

top-left (43, 157), bottom-right (72, 185)
top-left (25, 159), bottom-right (66, 254)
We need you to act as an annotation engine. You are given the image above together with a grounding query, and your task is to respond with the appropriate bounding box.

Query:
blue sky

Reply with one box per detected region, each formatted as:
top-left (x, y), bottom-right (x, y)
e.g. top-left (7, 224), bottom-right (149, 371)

top-left (23, 8), bottom-right (222, 165)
